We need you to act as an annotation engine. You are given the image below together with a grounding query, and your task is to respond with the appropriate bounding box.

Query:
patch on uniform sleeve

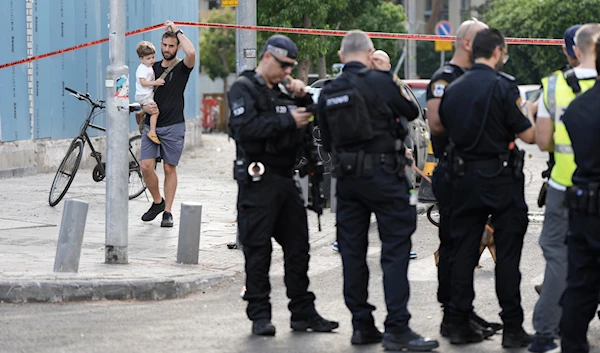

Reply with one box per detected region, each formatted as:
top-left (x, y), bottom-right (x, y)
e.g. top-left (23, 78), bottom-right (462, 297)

top-left (431, 80), bottom-right (448, 98)
top-left (231, 98), bottom-right (245, 117)
top-left (400, 85), bottom-right (413, 102)
top-left (516, 97), bottom-right (526, 116)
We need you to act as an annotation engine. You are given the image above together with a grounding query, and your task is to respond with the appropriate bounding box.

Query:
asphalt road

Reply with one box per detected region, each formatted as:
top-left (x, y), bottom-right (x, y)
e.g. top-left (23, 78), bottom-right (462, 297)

top-left (2, 213), bottom-right (599, 353)
top-left (2, 142), bottom-right (599, 353)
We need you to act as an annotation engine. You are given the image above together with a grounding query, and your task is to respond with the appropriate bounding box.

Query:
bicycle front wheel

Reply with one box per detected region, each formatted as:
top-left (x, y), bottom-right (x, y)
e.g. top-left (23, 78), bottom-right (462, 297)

top-left (128, 135), bottom-right (146, 200)
top-left (49, 139), bottom-right (84, 207)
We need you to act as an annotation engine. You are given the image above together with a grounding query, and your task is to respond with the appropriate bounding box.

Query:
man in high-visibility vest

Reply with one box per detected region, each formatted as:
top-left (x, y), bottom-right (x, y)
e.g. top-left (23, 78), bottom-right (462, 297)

top-left (527, 23), bottom-right (600, 353)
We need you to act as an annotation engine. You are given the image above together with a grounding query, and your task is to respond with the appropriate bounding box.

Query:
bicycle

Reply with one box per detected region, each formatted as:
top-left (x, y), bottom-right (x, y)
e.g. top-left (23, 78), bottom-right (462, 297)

top-left (48, 87), bottom-right (147, 207)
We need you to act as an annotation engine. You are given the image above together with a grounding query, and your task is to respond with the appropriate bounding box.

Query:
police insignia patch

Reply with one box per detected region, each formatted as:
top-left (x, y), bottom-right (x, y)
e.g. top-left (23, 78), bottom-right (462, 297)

top-left (231, 98), bottom-right (245, 117)
top-left (400, 86), bottom-right (412, 101)
top-left (516, 97), bottom-right (528, 116)
top-left (431, 80), bottom-right (448, 98)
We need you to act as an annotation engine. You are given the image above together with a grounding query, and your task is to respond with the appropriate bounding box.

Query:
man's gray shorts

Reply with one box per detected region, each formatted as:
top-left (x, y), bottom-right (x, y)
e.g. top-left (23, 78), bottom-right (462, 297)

top-left (141, 122), bottom-right (185, 166)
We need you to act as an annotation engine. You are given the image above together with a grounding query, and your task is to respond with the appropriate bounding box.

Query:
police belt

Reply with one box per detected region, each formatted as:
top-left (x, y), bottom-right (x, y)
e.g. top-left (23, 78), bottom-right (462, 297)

top-left (462, 158), bottom-right (510, 172)
top-left (334, 151), bottom-right (403, 178)
top-left (566, 183), bottom-right (600, 216)
top-left (262, 164), bottom-right (294, 178)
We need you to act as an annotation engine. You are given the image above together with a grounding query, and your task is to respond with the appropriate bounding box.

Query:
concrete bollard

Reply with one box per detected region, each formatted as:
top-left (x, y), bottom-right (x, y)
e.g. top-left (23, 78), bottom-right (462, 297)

top-left (54, 199), bottom-right (89, 273)
top-left (177, 202), bottom-right (202, 264)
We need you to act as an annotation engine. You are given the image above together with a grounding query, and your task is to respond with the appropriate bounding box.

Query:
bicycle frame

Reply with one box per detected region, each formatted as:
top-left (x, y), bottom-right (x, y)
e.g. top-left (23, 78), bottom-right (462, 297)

top-left (77, 105), bottom-right (107, 175)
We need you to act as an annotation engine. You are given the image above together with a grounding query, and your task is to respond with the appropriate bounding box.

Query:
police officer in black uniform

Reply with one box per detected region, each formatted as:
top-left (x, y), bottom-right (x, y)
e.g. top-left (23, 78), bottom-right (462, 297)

top-left (438, 28), bottom-right (536, 347)
top-left (560, 38), bottom-right (600, 353)
top-left (318, 30), bottom-right (439, 351)
top-left (426, 19), bottom-right (501, 338)
top-left (227, 35), bottom-right (338, 337)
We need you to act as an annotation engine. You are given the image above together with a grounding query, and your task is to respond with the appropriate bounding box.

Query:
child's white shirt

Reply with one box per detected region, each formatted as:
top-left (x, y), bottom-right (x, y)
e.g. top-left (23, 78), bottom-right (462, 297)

top-left (135, 63), bottom-right (154, 96)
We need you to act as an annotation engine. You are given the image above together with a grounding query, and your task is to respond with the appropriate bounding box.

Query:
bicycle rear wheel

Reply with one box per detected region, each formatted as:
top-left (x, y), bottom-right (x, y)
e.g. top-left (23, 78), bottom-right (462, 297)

top-left (128, 135), bottom-right (146, 200)
top-left (49, 139), bottom-right (84, 207)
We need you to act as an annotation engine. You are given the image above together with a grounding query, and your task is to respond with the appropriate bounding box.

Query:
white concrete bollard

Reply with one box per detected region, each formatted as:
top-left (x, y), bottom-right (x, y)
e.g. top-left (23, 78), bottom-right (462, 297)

top-left (177, 202), bottom-right (202, 264)
top-left (54, 199), bottom-right (89, 273)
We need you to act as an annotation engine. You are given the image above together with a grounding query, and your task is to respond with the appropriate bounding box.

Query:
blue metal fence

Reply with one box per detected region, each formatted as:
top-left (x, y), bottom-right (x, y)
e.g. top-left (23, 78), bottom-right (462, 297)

top-left (2, 0), bottom-right (199, 142)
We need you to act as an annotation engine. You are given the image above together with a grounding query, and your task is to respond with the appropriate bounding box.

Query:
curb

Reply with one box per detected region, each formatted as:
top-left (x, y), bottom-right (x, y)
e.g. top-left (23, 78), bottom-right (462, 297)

top-left (0, 271), bottom-right (236, 304)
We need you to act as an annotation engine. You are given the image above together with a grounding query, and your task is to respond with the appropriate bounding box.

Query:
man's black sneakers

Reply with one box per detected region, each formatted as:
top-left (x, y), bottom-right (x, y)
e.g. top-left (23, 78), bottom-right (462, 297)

top-left (142, 198), bottom-right (165, 221)
top-left (161, 212), bottom-right (174, 228)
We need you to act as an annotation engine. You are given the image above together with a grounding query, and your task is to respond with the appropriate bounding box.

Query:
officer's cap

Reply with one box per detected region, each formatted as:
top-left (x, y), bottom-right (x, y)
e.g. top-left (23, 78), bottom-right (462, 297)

top-left (261, 35), bottom-right (298, 60)
top-left (564, 25), bottom-right (582, 57)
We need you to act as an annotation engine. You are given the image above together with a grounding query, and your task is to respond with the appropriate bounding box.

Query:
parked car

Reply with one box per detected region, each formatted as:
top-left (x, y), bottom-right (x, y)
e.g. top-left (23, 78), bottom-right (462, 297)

top-left (518, 84), bottom-right (542, 103)
top-left (402, 79), bottom-right (430, 109)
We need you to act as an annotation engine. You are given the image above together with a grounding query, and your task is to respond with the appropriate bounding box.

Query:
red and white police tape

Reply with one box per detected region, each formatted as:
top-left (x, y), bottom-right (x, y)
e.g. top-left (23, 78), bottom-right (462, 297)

top-left (0, 21), bottom-right (564, 70)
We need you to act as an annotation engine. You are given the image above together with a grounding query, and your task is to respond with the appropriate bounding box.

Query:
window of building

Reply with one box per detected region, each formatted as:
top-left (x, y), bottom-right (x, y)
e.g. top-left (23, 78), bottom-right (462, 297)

top-left (208, 0), bottom-right (219, 9)
top-left (425, 0), bottom-right (449, 21)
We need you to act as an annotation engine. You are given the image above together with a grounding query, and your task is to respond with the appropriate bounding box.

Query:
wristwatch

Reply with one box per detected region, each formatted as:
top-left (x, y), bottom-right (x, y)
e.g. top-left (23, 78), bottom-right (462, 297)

top-left (175, 29), bottom-right (184, 36)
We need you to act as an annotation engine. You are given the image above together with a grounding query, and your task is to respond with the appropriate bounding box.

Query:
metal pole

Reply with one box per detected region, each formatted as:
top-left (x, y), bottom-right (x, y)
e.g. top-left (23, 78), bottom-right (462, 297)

top-left (104, 0), bottom-right (129, 264)
top-left (235, 0), bottom-right (257, 75)
top-left (393, 44), bottom-right (407, 77)
top-left (440, 51), bottom-right (445, 68)
top-left (407, 0), bottom-right (417, 79)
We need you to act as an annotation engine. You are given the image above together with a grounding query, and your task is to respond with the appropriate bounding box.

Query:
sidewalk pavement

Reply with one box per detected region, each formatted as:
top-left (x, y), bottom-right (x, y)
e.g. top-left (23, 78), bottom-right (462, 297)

top-left (0, 133), bottom-right (430, 303)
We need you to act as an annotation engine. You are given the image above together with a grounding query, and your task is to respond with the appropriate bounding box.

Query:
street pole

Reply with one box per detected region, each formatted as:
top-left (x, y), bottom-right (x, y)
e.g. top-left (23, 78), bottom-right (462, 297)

top-left (234, 0), bottom-right (256, 250)
top-left (407, 0), bottom-right (417, 79)
top-left (235, 0), bottom-right (257, 75)
top-left (104, 0), bottom-right (129, 264)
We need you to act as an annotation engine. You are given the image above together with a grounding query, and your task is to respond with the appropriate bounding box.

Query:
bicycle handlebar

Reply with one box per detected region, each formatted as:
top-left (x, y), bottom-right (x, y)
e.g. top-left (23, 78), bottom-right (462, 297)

top-left (64, 87), bottom-right (104, 108)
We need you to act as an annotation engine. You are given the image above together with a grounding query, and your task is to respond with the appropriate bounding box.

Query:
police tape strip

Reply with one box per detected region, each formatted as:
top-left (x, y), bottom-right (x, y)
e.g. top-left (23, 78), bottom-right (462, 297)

top-left (0, 21), bottom-right (564, 70)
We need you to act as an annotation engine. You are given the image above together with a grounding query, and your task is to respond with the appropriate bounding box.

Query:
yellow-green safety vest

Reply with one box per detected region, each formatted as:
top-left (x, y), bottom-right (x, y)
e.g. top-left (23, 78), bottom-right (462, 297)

top-left (542, 70), bottom-right (595, 187)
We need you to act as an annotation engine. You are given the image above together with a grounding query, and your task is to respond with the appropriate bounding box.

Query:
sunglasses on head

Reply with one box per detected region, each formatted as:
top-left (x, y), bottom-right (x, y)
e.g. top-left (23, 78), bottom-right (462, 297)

top-left (272, 54), bottom-right (297, 69)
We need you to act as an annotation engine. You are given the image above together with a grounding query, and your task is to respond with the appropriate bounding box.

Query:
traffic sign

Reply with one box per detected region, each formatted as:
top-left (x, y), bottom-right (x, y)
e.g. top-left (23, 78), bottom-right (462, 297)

top-left (434, 20), bottom-right (452, 36)
top-left (222, 0), bottom-right (238, 7)
top-left (435, 41), bottom-right (453, 52)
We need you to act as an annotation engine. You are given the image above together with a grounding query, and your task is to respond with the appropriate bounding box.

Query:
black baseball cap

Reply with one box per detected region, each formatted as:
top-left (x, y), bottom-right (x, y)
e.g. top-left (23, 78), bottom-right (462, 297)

top-left (261, 35), bottom-right (298, 60)
top-left (564, 25), bottom-right (582, 57)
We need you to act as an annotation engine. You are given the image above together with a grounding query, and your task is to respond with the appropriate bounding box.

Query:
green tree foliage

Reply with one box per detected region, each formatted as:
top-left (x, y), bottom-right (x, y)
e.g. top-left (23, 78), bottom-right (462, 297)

top-left (257, 0), bottom-right (347, 81)
top-left (478, 0), bottom-right (600, 83)
top-left (257, 0), bottom-right (407, 77)
top-left (417, 41), bottom-right (455, 79)
top-left (199, 9), bottom-right (236, 81)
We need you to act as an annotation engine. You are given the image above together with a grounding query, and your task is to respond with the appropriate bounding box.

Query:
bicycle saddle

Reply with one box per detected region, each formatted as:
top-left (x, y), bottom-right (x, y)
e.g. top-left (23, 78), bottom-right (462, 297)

top-left (129, 102), bottom-right (142, 113)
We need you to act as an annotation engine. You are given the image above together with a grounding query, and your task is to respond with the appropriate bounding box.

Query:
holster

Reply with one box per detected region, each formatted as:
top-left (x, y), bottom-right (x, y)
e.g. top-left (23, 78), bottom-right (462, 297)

top-left (233, 158), bottom-right (250, 185)
top-left (509, 147), bottom-right (525, 179)
top-left (566, 183), bottom-right (600, 215)
top-left (538, 181), bottom-right (548, 208)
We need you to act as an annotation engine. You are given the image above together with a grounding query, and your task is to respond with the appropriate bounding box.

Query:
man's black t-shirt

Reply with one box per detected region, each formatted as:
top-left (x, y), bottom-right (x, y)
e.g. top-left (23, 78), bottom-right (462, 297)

top-left (426, 64), bottom-right (465, 159)
top-left (152, 60), bottom-right (193, 127)
top-left (440, 64), bottom-right (531, 160)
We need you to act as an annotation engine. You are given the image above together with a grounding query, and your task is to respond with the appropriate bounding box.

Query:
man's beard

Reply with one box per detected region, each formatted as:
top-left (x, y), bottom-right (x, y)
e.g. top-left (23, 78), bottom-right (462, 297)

top-left (162, 51), bottom-right (175, 60)
top-left (495, 60), bottom-right (504, 71)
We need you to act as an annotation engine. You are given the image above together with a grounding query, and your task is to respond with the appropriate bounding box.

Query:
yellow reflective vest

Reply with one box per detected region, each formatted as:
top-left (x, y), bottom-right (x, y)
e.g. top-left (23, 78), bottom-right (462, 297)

top-left (541, 70), bottom-right (596, 187)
